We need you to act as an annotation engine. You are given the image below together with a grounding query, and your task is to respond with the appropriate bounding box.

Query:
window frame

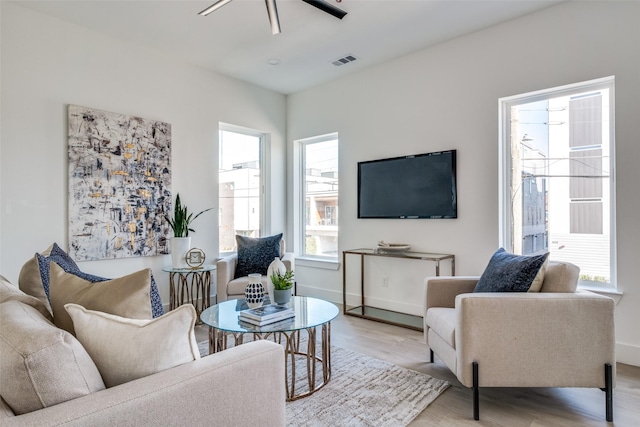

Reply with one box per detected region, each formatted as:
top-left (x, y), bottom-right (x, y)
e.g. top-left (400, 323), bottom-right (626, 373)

top-left (295, 133), bottom-right (339, 263)
top-left (498, 76), bottom-right (616, 289)
top-left (218, 122), bottom-right (271, 256)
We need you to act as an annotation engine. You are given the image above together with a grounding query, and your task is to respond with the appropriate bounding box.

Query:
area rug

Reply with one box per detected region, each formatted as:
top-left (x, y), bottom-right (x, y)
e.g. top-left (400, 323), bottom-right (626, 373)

top-left (198, 341), bottom-right (449, 427)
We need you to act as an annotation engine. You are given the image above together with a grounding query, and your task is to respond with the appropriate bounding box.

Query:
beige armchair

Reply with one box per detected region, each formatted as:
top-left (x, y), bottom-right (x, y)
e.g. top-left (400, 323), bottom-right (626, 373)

top-left (216, 246), bottom-right (294, 303)
top-left (424, 260), bottom-right (615, 421)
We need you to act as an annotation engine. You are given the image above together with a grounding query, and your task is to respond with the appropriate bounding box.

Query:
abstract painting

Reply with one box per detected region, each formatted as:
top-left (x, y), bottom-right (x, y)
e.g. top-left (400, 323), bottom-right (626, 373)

top-left (68, 105), bottom-right (172, 260)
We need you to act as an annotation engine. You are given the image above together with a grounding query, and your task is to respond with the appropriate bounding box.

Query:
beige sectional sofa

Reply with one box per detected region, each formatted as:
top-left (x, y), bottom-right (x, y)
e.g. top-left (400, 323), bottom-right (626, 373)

top-left (0, 275), bottom-right (287, 426)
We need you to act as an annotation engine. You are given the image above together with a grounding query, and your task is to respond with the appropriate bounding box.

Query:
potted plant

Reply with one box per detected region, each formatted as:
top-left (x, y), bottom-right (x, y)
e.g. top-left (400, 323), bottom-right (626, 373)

top-left (269, 270), bottom-right (294, 305)
top-left (165, 193), bottom-right (212, 268)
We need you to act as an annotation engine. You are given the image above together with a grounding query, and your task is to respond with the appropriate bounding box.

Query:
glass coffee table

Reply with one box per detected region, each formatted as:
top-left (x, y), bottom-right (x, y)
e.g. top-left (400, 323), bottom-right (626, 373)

top-left (200, 296), bottom-right (339, 401)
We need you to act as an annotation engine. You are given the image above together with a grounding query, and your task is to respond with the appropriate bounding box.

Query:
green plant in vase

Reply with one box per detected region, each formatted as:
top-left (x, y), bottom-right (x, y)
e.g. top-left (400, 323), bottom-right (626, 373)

top-left (165, 193), bottom-right (213, 268)
top-left (269, 270), bottom-right (294, 305)
top-left (164, 193), bottom-right (213, 237)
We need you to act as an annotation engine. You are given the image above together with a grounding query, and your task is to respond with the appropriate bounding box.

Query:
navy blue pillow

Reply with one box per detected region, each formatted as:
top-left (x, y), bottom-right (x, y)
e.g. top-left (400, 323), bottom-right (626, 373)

top-left (235, 234), bottom-right (283, 279)
top-left (473, 248), bottom-right (550, 293)
top-left (36, 243), bottom-right (164, 318)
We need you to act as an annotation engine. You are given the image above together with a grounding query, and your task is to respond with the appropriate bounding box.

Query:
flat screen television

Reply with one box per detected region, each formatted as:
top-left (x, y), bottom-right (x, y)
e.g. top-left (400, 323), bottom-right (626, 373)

top-left (357, 149), bottom-right (457, 219)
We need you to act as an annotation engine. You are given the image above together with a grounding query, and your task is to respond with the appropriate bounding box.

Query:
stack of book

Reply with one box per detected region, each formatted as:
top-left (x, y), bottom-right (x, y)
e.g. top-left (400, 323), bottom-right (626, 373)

top-left (239, 304), bottom-right (295, 326)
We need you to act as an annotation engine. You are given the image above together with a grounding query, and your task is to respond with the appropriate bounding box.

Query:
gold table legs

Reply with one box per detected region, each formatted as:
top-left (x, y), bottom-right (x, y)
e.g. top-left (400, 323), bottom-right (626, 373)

top-left (209, 323), bottom-right (332, 401)
top-left (168, 270), bottom-right (212, 323)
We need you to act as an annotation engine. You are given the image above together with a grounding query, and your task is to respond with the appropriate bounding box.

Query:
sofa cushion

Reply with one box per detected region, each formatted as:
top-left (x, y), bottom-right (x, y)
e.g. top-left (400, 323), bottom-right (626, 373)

top-left (18, 244), bottom-right (53, 313)
top-left (19, 243), bottom-right (164, 318)
top-left (0, 298), bottom-right (105, 415)
top-left (235, 233), bottom-right (283, 279)
top-left (473, 248), bottom-right (550, 293)
top-left (425, 307), bottom-right (457, 347)
top-left (65, 303), bottom-right (200, 388)
top-left (49, 262), bottom-right (153, 335)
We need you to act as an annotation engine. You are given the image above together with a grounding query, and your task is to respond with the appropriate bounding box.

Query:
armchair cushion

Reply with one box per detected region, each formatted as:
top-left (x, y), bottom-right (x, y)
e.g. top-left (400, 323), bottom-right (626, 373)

top-left (234, 233), bottom-right (283, 279)
top-left (65, 303), bottom-right (200, 388)
top-left (473, 248), bottom-right (549, 293)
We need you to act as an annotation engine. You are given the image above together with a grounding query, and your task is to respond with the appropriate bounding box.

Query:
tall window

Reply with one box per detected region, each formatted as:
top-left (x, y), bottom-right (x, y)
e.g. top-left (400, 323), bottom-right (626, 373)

top-left (218, 124), bottom-right (266, 253)
top-left (500, 77), bottom-right (615, 289)
top-left (299, 134), bottom-right (339, 259)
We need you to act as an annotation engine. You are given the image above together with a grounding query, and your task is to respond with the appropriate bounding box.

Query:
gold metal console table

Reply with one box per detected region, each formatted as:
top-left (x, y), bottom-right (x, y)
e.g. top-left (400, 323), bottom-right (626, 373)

top-left (342, 248), bottom-right (455, 331)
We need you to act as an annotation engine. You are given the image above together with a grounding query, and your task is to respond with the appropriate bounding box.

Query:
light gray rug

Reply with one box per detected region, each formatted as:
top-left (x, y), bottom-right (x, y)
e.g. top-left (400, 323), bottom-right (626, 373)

top-left (198, 340), bottom-right (449, 427)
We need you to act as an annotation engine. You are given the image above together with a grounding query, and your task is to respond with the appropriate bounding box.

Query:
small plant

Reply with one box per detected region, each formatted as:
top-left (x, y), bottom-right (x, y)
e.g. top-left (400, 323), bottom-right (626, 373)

top-left (164, 193), bottom-right (213, 237)
top-left (270, 270), bottom-right (294, 290)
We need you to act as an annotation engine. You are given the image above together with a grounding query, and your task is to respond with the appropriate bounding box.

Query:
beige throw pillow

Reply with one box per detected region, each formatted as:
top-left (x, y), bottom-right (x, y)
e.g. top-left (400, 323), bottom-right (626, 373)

top-left (49, 262), bottom-right (153, 335)
top-left (18, 244), bottom-right (53, 313)
top-left (528, 257), bottom-right (549, 293)
top-left (65, 303), bottom-right (200, 388)
top-left (0, 300), bottom-right (105, 415)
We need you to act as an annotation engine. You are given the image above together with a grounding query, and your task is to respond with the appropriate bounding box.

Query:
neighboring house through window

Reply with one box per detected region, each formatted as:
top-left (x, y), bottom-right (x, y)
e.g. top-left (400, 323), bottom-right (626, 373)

top-left (218, 123), bottom-right (269, 254)
top-left (499, 77), bottom-right (615, 289)
top-left (296, 134), bottom-right (339, 260)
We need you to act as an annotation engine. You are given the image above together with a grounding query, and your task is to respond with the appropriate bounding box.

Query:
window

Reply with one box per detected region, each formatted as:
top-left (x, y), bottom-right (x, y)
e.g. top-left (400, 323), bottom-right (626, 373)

top-left (297, 134), bottom-right (339, 259)
top-left (218, 124), bottom-right (268, 253)
top-left (499, 77), bottom-right (615, 289)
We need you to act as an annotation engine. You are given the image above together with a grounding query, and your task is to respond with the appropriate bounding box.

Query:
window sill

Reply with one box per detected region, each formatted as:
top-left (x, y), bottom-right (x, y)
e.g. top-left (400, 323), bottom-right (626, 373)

top-left (295, 257), bottom-right (341, 271)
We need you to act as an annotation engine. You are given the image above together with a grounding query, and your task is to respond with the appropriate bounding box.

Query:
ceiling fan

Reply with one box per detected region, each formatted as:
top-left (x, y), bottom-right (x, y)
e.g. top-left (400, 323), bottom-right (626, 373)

top-left (198, 0), bottom-right (347, 35)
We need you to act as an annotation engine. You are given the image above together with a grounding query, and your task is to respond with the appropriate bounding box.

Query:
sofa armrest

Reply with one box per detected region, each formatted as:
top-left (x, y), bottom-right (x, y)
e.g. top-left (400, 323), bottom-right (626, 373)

top-left (216, 254), bottom-right (238, 302)
top-left (424, 276), bottom-right (479, 311)
top-left (454, 291), bottom-right (615, 388)
top-left (3, 340), bottom-right (286, 427)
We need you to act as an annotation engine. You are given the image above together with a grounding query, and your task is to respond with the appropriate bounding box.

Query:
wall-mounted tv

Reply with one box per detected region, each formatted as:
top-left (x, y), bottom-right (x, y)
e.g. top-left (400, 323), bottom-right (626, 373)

top-left (357, 149), bottom-right (457, 219)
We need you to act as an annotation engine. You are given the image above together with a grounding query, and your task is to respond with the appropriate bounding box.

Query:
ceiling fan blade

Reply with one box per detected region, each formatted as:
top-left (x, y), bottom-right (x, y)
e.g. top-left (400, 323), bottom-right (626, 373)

top-left (265, 0), bottom-right (281, 35)
top-left (301, 0), bottom-right (347, 20)
top-left (198, 0), bottom-right (235, 16)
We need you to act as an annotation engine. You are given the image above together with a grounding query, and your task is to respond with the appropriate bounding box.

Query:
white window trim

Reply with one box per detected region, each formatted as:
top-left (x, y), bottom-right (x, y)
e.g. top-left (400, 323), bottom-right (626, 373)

top-left (218, 122), bottom-right (271, 256)
top-left (295, 132), bottom-right (339, 262)
top-left (498, 76), bottom-right (617, 289)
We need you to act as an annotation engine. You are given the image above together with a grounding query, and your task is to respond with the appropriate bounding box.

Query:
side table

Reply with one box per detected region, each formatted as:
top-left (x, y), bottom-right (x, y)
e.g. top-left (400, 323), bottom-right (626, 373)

top-left (163, 265), bottom-right (216, 323)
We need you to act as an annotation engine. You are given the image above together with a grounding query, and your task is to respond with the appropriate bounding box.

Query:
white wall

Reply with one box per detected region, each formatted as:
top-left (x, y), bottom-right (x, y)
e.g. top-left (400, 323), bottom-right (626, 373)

top-left (287, 1), bottom-right (640, 366)
top-left (0, 3), bottom-right (287, 305)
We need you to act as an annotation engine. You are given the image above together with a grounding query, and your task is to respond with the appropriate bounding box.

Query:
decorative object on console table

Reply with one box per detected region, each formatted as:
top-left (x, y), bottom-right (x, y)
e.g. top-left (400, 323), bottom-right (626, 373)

top-left (377, 241), bottom-right (411, 253)
top-left (163, 265), bottom-right (216, 324)
top-left (266, 257), bottom-right (286, 304)
top-left (164, 193), bottom-right (213, 269)
top-left (270, 269), bottom-right (294, 305)
top-left (244, 273), bottom-right (265, 309)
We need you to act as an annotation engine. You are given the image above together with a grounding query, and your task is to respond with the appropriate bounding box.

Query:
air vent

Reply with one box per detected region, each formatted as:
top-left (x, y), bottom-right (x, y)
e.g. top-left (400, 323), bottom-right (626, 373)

top-left (331, 54), bottom-right (358, 67)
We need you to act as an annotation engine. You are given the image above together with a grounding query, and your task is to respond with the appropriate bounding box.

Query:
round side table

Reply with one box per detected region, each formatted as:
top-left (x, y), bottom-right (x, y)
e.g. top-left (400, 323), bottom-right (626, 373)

top-left (163, 265), bottom-right (216, 322)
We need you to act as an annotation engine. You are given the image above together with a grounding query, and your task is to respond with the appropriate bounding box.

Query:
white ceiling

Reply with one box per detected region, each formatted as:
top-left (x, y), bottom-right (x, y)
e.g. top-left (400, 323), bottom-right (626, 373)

top-left (12, 0), bottom-right (563, 94)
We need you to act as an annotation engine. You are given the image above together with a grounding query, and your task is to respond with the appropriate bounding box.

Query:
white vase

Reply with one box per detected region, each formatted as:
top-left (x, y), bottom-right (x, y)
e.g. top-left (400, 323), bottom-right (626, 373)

top-left (171, 237), bottom-right (191, 269)
top-left (266, 257), bottom-right (286, 305)
top-left (245, 273), bottom-right (265, 309)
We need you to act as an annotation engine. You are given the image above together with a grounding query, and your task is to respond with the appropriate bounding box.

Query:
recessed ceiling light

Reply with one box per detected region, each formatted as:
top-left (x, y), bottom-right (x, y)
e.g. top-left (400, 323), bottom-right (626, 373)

top-left (268, 59), bottom-right (281, 66)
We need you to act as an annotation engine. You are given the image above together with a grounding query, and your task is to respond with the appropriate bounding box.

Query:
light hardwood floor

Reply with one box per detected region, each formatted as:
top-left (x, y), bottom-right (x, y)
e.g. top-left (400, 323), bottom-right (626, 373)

top-left (196, 308), bottom-right (640, 426)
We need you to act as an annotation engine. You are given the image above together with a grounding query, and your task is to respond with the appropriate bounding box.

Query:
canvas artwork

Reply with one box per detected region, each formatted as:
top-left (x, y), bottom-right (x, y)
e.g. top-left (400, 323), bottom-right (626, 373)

top-left (68, 105), bottom-right (172, 261)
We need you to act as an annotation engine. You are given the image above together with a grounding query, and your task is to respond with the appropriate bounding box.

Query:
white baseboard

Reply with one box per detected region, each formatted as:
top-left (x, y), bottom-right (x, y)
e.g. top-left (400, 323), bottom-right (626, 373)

top-left (616, 343), bottom-right (640, 367)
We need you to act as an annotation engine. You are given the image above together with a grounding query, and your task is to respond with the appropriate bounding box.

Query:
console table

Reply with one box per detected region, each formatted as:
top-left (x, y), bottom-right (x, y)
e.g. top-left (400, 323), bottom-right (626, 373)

top-left (342, 248), bottom-right (455, 331)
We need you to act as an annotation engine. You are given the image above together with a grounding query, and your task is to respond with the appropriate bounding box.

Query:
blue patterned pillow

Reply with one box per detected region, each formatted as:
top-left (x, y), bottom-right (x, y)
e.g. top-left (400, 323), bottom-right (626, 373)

top-left (36, 243), bottom-right (164, 318)
top-left (234, 234), bottom-right (283, 279)
top-left (473, 248), bottom-right (550, 293)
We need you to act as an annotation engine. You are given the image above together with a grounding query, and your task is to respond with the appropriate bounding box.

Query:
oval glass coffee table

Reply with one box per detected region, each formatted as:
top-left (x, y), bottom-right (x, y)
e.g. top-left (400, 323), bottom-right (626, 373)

top-left (200, 296), bottom-right (339, 401)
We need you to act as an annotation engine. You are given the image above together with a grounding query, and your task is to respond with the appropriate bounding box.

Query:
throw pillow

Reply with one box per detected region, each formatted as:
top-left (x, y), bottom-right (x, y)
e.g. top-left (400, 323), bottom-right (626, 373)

top-left (235, 233), bottom-right (283, 279)
top-left (37, 243), bottom-right (164, 318)
top-left (473, 248), bottom-right (550, 293)
top-left (18, 244), bottom-right (54, 313)
top-left (0, 300), bottom-right (105, 415)
top-left (49, 262), bottom-right (153, 335)
top-left (1, 275), bottom-right (53, 321)
top-left (65, 303), bottom-right (200, 388)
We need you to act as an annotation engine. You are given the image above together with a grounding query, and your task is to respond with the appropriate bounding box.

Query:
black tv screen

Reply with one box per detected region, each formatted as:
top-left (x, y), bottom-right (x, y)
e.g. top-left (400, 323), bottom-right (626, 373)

top-left (357, 149), bottom-right (457, 219)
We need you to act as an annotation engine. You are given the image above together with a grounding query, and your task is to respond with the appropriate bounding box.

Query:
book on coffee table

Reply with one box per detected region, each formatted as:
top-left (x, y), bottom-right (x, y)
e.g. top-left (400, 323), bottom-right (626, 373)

top-left (239, 305), bottom-right (295, 325)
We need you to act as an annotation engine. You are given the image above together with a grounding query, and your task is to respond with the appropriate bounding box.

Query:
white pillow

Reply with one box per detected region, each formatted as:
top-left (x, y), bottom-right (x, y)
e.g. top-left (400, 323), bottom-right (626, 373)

top-left (65, 303), bottom-right (200, 388)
